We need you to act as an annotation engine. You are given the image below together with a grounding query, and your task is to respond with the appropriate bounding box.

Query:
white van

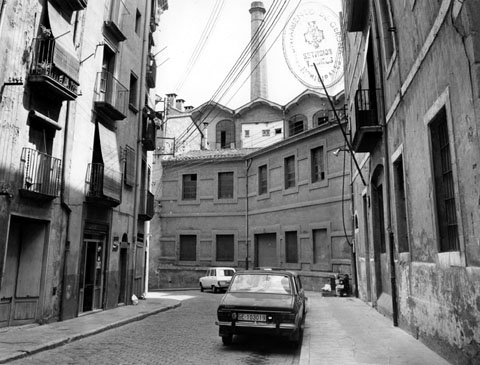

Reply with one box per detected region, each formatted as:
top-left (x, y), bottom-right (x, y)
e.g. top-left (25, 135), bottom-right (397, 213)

top-left (199, 267), bottom-right (236, 293)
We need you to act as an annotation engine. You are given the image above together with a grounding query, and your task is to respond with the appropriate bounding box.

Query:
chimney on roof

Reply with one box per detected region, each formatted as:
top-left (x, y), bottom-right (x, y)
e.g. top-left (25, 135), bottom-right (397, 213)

top-left (184, 105), bottom-right (194, 112)
top-left (250, 1), bottom-right (268, 101)
top-left (166, 93), bottom-right (177, 109)
top-left (176, 98), bottom-right (185, 112)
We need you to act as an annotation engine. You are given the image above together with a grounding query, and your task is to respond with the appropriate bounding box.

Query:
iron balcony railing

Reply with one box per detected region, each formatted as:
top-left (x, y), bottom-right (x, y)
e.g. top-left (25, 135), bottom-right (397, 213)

top-left (85, 163), bottom-right (122, 204)
top-left (354, 89), bottom-right (380, 128)
top-left (138, 189), bottom-right (154, 220)
top-left (20, 148), bottom-right (62, 197)
top-left (29, 37), bottom-right (79, 95)
top-left (94, 70), bottom-right (128, 119)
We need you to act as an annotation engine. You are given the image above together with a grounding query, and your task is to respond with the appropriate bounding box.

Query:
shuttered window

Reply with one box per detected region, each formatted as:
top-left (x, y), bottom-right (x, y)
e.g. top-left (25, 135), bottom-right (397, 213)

top-left (285, 231), bottom-right (298, 263)
top-left (124, 145), bottom-right (136, 187)
top-left (179, 235), bottom-right (196, 261)
top-left (258, 164), bottom-right (268, 195)
top-left (216, 234), bottom-right (234, 261)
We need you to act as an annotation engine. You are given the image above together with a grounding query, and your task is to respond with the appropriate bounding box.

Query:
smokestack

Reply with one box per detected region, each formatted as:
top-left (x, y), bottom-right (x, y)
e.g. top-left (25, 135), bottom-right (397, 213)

top-left (166, 93), bottom-right (177, 108)
top-left (249, 1), bottom-right (268, 101)
top-left (175, 98), bottom-right (185, 112)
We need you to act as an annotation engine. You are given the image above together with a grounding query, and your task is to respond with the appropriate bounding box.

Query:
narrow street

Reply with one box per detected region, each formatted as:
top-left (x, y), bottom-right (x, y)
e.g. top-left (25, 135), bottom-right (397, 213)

top-left (9, 291), bottom-right (300, 365)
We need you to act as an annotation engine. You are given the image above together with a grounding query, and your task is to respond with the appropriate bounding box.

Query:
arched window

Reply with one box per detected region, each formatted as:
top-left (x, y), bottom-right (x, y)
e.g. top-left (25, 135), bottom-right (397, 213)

top-left (288, 114), bottom-right (306, 137)
top-left (216, 119), bottom-right (235, 149)
top-left (313, 110), bottom-right (330, 127)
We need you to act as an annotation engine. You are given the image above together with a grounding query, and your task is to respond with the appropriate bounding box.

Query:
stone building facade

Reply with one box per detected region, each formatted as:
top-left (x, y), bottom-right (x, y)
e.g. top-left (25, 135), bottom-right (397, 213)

top-left (150, 90), bottom-right (353, 291)
top-left (0, 0), bottom-right (167, 327)
top-left (343, 0), bottom-right (480, 363)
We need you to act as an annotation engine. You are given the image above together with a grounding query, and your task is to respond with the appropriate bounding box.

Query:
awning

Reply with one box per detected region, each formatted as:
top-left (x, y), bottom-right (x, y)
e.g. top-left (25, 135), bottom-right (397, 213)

top-left (97, 122), bottom-right (122, 201)
top-left (29, 110), bottom-right (62, 130)
top-left (47, 3), bottom-right (80, 84)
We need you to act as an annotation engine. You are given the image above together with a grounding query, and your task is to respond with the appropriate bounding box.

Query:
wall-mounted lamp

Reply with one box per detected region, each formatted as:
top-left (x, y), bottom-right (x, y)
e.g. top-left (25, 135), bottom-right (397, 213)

top-left (333, 147), bottom-right (349, 156)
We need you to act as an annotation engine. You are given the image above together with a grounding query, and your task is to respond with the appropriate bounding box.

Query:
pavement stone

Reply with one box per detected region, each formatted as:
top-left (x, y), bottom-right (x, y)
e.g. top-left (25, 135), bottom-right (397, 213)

top-left (0, 290), bottom-right (452, 364)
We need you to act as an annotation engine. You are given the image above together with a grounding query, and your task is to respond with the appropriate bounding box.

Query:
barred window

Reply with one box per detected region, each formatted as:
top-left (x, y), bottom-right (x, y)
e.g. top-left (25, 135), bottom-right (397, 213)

top-left (311, 146), bottom-right (325, 183)
top-left (218, 172), bottom-right (234, 199)
top-left (182, 174), bottom-right (197, 200)
top-left (430, 107), bottom-right (459, 252)
top-left (284, 155), bottom-right (296, 189)
top-left (288, 115), bottom-right (306, 136)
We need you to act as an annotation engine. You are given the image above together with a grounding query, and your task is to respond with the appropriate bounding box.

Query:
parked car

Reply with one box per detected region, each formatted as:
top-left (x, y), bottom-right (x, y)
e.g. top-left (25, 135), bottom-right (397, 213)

top-left (215, 270), bottom-right (306, 346)
top-left (199, 267), bottom-right (236, 293)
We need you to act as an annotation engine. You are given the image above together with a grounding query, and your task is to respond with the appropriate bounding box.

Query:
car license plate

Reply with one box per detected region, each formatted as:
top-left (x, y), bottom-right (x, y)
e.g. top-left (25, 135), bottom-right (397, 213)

top-left (238, 313), bottom-right (266, 322)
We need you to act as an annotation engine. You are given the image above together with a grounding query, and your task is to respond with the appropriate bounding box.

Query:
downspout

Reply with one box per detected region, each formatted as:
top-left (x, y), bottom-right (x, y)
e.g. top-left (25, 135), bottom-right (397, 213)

top-left (132, 0), bottom-right (151, 300)
top-left (60, 101), bottom-right (72, 320)
top-left (245, 158), bottom-right (252, 270)
top-left (375, 33), bottom-right (399, 328)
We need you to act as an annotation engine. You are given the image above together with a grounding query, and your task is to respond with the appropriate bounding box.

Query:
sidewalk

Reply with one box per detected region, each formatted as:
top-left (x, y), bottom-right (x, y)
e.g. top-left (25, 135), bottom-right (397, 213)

top-left (299, 292), bottom-right (451, 365)
top-left (0, 293), bottom-right (181, 364)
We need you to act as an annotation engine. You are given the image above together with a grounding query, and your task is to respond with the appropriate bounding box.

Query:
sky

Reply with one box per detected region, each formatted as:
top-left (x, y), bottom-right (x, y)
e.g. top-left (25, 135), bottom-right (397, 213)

top-left (155, 0), bottom-right (343, 110)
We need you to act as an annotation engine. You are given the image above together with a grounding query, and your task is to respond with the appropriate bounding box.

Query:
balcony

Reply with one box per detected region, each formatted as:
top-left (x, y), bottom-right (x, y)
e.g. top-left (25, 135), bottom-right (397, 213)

top-left (28, 38), bottom-right (79, 101)
top-left (142, 116), bottom-right (157, 151)
top-left (85, 163), bottom-right (121, 207)
top-left (150, 17), bottom-right (157, 33)
top-left (104, 0), bottom-right (127, 42)
top-left (52, 0), bottom-right (88, 12)
top-left (351, 89), bottom-right (383, 153)
top-left (19, 148), bottom-right (62, 201)
top-left (345, 0), bottom-right (369, 32)
top-left (146, 55), bottom-right (157, 89)
top-left (94, 71), bottom-right (128, 121)
top-left (138, 190), bottom-right (154, 221)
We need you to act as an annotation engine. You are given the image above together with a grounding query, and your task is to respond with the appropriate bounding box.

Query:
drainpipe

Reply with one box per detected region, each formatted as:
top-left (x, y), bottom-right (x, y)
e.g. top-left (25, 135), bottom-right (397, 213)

top-left (376, 43), bottom-right (399, 328)
top-left (131, 0), bottom-right (151, 301)
top-left (245, 158), bottom-right (252, 270)
top-left (60, 101), bottom-right (72, 320)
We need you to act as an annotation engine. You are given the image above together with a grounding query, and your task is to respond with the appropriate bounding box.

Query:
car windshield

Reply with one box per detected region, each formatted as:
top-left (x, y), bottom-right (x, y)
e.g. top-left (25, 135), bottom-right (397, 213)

top-left (229, 274), bottom-right (292, 294)
top-left (221, 269), bottom-right (235, 276)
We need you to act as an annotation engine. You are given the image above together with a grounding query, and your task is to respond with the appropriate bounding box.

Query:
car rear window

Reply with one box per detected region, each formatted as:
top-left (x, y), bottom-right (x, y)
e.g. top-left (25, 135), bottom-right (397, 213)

top-left (229, 274), bottom-right (291, 294)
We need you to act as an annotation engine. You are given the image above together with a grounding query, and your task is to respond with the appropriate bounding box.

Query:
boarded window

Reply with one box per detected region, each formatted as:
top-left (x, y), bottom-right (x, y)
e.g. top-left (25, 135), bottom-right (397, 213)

top-left (124, 145), bottom-right (136, 187)
top-left (179, 235), bottom-right (196, 261)
top-left (430, 108), bottom-right (458, 252)
top-left (311, 146), bottom-right (325, 182)
top-left (218, 171), bottom-right (234, 199)
top-left (182, 174), bottom-right (197, 200)
top-left (216, 234), bottom-right (234, 261)
top-left (284, 155), bottom-right (295, 189)
top-left (258, 164), bottom-right (268, 195)
top-left (285, 231), bottom-right (298, 263)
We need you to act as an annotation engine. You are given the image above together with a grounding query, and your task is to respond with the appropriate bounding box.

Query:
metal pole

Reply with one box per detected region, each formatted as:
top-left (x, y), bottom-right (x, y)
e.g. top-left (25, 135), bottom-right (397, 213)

top-left (313, 63), bottom-right (367, 186)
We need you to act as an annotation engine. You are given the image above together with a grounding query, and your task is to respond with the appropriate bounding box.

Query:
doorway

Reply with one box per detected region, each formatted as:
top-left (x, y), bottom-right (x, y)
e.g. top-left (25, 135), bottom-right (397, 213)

top-left (0, 216), bottom-right (47, 327)
top-left (79, 234), bottom-right (106, 313)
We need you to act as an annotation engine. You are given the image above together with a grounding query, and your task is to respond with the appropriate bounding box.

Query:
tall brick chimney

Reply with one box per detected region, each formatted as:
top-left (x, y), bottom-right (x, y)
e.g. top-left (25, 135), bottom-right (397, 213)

top-left (249, 1), bottom-right (268, 101)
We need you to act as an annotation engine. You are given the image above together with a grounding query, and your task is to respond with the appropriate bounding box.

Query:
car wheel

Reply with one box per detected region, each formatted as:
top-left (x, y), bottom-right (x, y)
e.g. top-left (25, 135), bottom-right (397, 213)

top-left (200, 283), bottom-right (204, 292)
top-left (222, 335), bottom-right (233, 345)
top-left (212, 285), bottom-right (218, 293)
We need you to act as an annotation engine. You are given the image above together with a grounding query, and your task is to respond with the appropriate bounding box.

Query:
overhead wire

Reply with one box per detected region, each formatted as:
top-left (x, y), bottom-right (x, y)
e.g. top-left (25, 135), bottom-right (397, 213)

top-left (173, 0), bottom-right (225, 94)
top-left (173, 0), bottom-right (290, 152)
top-left (171, 0), bottom-right (284, 146)
top-left (174, 0), bottom-right (299, 153)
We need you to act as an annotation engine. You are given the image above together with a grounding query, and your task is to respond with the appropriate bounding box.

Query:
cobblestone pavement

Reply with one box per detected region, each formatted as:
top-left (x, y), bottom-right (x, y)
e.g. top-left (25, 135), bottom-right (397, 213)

top-left (9, 290), bottom-right (300, 365)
